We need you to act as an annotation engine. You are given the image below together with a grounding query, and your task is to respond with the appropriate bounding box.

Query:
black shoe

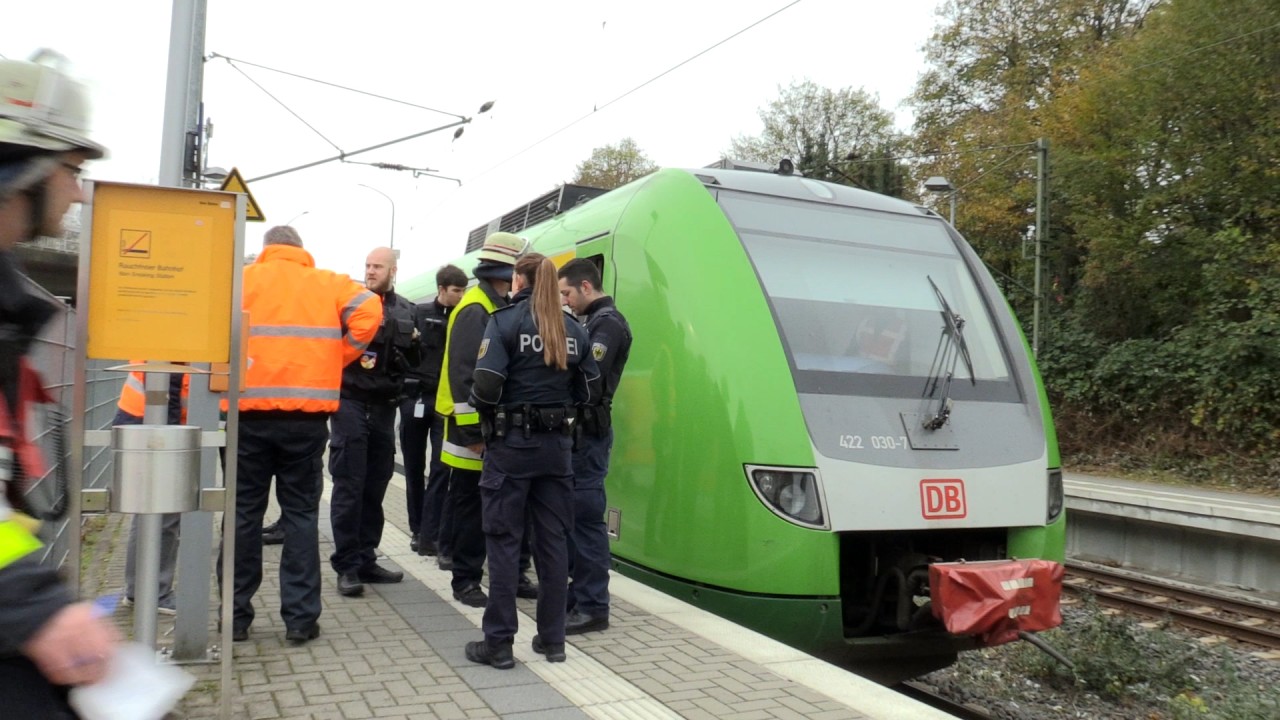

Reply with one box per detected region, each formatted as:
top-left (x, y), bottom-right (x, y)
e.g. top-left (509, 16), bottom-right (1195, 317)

top-left (516, 574), bottom-right (539, 599)
top-left (410, 534), bottom-right (420, 552)
top-left (219, 622), bottom-right (250, 642)
top-left (565, 609), bottom-right (609, 635)
top-left (262, 520), bottom-right (284, 546)
top-left (358, 564), bottom-right (404, 584)
top-left (532, 635), bottom-right (566, 662)
top-left (285, 623), bottom-right (320, 645)
top-left (337, 572), bottom-right (364, 597)
top-left (437, 554), bottom-right (454, 571)
top-left (452, 583), bottom-right (487, 608)
top-left (418, 539), bottom-right (437, 557)
top-left (465, 640), bottom-right (514, 669)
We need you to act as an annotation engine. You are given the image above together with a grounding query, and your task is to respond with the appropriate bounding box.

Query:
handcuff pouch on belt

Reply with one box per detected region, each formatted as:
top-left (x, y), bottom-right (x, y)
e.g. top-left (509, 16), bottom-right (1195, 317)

top-left (578, 401), bottom-right (612, 438)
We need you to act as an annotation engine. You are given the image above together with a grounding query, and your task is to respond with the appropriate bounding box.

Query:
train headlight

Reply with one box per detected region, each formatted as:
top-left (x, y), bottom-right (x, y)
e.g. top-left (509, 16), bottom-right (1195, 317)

top-left (746, 465), bottom-right (828, 529)
top-left (1047, 468), bottom-right (1064, 523)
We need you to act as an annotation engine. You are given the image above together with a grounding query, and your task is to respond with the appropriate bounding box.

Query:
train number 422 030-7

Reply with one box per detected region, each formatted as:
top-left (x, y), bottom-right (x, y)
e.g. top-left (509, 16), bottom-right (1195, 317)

top-left (839, 435), bottom-right (909, 450)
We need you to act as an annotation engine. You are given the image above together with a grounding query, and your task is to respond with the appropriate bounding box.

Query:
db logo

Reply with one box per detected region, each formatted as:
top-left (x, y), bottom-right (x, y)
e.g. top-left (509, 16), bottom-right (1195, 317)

top-left (920, 479), bottom-right (967, 519)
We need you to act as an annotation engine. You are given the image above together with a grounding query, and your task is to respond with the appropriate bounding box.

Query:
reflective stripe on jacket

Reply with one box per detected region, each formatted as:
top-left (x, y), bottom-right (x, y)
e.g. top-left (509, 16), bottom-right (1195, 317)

top-left (437, 284), bottom-right (499, 470)
top-left (230, 245), bottom-right (382, 414)
top-left (117, 366), bottom-right (190, 422)
top-left (0, 515), bottom-right (41, 570)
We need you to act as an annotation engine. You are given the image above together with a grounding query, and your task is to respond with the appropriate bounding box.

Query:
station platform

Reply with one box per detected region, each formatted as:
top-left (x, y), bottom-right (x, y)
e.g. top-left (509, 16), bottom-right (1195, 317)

top-left (91, 473), bottom-right (952, 720)
top-left (1064, 471), bottom-right (1280, 598)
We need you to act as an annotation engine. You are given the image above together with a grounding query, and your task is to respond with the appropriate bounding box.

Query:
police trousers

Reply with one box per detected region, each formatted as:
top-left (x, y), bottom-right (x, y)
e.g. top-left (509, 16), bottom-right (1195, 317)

top-left (329, 398), bottom-right (397, 575)
top-left (399, 397), bottom-right (450, 545)
top-left (568, 428), bottom-right (613, 616)
top-left (479, 429), bottom-right (574, 648)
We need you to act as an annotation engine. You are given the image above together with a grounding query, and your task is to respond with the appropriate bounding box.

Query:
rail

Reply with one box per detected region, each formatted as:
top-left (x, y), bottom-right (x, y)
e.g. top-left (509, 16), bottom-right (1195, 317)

top-left (1065, 560), bottom-right (1280, 650)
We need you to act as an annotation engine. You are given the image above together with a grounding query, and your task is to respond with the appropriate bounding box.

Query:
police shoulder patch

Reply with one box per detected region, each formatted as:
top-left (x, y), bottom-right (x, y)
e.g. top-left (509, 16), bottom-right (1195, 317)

top-left (477, 337), bottom-right (490, 360)
top-left (591, 342), bottom-right (607, 361)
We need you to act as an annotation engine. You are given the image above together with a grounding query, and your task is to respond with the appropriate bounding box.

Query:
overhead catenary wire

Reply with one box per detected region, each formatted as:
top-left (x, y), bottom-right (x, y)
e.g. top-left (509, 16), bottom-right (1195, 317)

top-left (221, 58), bottom-right (344, 154)
top-left (1126, 21), bottom-right (1280, 74)
top-left (463, 0), bottom-right (805, 184)
top-left (207, 52), bottom-right (465, 120)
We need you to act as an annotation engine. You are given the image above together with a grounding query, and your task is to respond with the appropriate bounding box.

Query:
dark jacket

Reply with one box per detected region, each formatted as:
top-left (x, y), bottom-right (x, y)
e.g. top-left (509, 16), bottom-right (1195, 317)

top-left (340, 288), bottom-right (420, 402)
top-left (470, 288), bottom-right (601, 411)
top-left (580, 296), bottom-right (632, 403)
top-left (443, 280), bottom-right (507, 448)
top-left (403, 297), bottom-right (450, 399)
top-left (0, 250), bottom-right (71, 659)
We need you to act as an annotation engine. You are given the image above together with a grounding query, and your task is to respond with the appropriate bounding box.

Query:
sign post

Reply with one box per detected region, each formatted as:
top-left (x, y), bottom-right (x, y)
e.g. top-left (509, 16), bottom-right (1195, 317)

top-left (72, 180), bottom-right (244, 710)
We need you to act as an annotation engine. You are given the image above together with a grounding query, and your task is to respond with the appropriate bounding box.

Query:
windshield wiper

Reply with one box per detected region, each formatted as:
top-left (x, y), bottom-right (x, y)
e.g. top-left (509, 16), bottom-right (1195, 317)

top-left (922, 276), bottom-right (976, 430)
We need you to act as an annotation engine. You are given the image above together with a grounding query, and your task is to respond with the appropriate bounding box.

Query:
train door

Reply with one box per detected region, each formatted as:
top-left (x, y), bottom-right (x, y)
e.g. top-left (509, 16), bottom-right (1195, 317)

top-left (573, 233), bottom-right (615, 294)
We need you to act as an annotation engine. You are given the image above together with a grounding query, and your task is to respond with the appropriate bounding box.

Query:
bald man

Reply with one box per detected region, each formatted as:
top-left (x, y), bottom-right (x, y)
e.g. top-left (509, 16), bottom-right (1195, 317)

top-left (329, 246), bottom-right (422, 597)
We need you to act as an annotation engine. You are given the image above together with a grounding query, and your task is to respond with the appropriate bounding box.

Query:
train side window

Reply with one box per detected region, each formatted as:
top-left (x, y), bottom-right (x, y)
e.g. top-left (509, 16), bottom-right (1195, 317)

top-left (580, 253), bottom-right (606, 287)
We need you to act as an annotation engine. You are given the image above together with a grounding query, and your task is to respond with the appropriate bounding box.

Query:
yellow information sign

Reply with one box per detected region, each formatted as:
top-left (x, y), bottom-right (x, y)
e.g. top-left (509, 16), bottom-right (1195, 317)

top-left (86, 181), bottom-right (237, 362)
top-left (218, 167), bottom-right (265, 222)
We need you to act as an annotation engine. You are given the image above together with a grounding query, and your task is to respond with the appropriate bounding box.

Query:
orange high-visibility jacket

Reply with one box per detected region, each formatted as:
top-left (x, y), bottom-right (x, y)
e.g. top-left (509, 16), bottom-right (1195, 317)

top-left (233, 245), bottom-right (381, 414)
top-left (118, 363), bottom-right (190, 422)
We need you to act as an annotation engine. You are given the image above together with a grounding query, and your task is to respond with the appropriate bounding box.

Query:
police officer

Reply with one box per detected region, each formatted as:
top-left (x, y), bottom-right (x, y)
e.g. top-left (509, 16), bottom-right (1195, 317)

top-left (464, 253), bottom-right (600, 669)
top-left (557, 258), bottom-right (632, 634)
top-left (331, 246), bottom-right (420, 597)
top-left (437, 232), bottom-right (523, 607)
top-left (400, 264), bottom-right (465, 556)
top-left (0, 50), bottom-right (119, 715)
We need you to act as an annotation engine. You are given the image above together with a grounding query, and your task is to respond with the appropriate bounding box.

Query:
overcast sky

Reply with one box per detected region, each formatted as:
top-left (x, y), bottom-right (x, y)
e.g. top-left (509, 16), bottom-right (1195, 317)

top-left (4, 0), bottom-right (940, 284)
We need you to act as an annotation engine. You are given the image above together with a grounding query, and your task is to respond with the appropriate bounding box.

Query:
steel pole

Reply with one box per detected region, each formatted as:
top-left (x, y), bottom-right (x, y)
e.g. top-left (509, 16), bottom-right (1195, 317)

top-left (133, 372), bottom-right (170, 649)
top-left (158, 0), bottom-right (206, 187)
top-left (1033, 138), bottom-right (1049, 357)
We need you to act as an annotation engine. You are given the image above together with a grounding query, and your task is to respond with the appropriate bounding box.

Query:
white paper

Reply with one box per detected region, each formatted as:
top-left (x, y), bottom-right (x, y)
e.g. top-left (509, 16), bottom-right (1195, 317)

top-left (68, 642), bottom-right (196, 720)
top-left (413, 401), bottom-right (425, 418)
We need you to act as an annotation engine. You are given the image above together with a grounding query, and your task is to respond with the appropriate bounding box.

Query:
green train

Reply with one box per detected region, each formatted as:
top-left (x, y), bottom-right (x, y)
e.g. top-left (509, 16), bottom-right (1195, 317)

top-left (400, 166), bottom-right (1066, 681)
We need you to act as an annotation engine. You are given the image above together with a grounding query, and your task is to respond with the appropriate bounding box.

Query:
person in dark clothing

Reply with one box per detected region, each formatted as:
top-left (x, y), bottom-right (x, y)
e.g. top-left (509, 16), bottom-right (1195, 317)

top-left (0, 50), bottom-right (118, 718)
top-left (330, 246), bottom-right (420, 598)
top-left (558, 258), bottom-right (633, 634)
top-left (464, 253), bottom-right (601, 669)
top-left (400, 264), bottom-right (465, 557)
top-left (438, 233), bottom-right (523, 607)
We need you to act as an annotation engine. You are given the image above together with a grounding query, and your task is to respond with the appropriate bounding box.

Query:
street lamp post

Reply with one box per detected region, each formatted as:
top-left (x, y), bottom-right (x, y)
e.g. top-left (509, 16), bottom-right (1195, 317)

top-left (924, 176), bottom-right (956, 226)
top-left (285, 210), bottom-right (310, 226)
top-left (358, 184), bottom-right (395, 251)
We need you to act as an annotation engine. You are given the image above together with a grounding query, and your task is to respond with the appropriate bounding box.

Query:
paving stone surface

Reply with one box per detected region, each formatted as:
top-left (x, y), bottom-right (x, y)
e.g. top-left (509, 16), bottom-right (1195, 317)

top-left (81, 468), bottom-right (871, 719)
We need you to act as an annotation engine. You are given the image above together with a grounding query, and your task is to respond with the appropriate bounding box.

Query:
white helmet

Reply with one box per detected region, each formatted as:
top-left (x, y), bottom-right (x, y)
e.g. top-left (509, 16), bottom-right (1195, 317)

top-left (0, 49), bottom-right (105, 159)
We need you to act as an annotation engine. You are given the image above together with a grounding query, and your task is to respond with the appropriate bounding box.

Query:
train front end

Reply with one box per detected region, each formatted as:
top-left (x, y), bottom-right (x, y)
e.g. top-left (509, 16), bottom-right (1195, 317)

top-left (607, 169), bottom-right (1065, 683)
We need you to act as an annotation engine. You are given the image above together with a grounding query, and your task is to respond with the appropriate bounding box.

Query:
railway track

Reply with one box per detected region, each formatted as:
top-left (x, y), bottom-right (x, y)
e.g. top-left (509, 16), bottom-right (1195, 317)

top-left (895, 680), bottom-right (997, 720)
top-left (1064, 560), bottom-right (1280, 651)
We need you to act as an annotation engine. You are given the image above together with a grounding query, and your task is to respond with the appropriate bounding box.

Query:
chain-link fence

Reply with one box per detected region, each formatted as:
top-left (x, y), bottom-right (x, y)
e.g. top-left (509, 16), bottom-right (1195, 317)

top-left (20, 275), bottom-right (121, 569)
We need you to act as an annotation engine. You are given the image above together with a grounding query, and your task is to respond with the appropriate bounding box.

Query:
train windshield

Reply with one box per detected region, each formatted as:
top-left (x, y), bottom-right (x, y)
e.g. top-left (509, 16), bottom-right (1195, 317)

top-left (720, 191), bottom-right (1017, 400)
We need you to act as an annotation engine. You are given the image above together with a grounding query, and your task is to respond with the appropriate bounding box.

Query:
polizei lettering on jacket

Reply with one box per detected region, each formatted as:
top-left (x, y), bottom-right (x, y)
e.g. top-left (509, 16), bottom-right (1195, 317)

top-left (519, 333), bottom-right (579, 355)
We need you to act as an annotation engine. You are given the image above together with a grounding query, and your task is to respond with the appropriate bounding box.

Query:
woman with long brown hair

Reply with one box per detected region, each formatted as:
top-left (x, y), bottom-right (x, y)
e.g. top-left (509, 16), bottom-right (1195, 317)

top-left (464, 252), bottom-right (601, 669)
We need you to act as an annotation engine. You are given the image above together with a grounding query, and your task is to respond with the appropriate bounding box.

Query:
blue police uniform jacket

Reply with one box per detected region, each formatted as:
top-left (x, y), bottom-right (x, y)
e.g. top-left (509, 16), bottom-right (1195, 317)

top-left (580, 296), bottom-right (631, 403)
top-left (470, 289), bottom-right (601, 415)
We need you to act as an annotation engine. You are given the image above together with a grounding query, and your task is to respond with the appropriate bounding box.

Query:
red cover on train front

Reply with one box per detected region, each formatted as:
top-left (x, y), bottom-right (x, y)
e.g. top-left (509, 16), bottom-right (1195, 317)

top-left (929, 559), bottom-right (1064, 646)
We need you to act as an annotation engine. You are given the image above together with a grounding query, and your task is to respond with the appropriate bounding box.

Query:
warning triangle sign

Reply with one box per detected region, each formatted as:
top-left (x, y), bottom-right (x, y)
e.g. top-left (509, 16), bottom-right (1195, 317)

top-left (219, 167), bottom-right (266, 222)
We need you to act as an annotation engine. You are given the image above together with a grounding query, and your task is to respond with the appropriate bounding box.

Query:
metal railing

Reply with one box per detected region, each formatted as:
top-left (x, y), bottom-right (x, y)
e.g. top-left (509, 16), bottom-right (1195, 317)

top-left (20, 275), bottom-right (121, 569)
